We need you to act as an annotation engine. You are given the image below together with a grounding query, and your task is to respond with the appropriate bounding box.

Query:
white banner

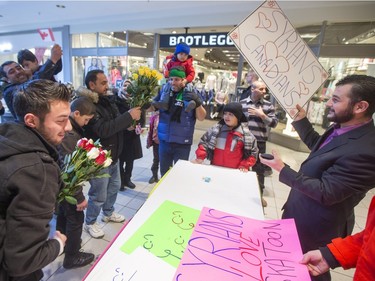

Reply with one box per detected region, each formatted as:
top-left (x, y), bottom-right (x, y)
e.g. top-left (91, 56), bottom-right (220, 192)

top-left (229, 0), bottom-right (328, 118)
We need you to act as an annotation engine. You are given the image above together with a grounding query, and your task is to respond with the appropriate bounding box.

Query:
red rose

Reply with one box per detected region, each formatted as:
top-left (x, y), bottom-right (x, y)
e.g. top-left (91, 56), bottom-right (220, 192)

top-left (77, 138), bottom-right (95, 151)
top-left (95, 151), bottom-right (106, 165)
top-left (77, 138), bottom-right (88, 148)
top-left (84, 143), bottom-right (95, 151)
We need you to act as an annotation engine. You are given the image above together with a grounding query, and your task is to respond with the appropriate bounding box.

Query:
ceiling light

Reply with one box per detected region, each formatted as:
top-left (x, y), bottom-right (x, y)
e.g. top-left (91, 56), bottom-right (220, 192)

top-left (300, 33), bottom-right (317, 39)
top-left (172, 30), bottom-right (177, 34)
top-left (0, 43), bottom-right (12, 52)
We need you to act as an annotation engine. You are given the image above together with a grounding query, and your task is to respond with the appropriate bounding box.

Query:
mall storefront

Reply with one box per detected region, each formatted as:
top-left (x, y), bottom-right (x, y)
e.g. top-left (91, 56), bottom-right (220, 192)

top-left (1, 22), bottom-right (374, 150)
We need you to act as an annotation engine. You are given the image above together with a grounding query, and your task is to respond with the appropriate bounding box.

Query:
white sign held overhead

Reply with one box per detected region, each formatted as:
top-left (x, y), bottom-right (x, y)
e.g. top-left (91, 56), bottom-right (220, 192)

top-left (229, 0), bottom-right (329, 118)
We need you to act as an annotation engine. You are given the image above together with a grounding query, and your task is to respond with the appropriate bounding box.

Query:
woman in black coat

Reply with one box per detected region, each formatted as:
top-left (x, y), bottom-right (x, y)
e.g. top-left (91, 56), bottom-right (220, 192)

top-left (114, 80), bottom-right (143, 190)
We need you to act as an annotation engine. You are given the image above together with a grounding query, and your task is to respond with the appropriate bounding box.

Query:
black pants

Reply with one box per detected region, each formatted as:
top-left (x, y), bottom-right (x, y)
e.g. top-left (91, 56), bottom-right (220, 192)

top-left (120, 159), bottom-right (134, 183)
top-left (56, 201), bottom-right (84, 256)
top-left (6, 269), bottom-right (43, 281)
top-left (151, 143), bottom-right (159, 177)
top-left (252, 141), bottom-right (266, 194)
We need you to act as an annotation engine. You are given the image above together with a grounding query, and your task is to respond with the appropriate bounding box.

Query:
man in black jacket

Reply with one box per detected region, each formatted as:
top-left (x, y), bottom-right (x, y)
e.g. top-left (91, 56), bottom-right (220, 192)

top-left (0, 79), bottom-right (71, 281)
top-left (76, 70), bottom-right (141, 239)
top-left (261, 75), bottom-right (375, 281)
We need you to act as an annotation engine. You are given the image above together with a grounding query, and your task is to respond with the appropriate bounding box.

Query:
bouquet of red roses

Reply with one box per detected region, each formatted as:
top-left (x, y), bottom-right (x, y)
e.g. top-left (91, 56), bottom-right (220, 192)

top-left (58, 138), bottom-right (112, 205)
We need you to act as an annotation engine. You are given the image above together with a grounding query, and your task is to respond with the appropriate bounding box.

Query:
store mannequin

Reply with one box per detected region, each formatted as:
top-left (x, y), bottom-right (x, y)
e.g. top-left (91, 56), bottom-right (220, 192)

top-left (227, 73), bottom-right (237, 102)
top-left (220, 72), bottom-right (230, 93)
top-left (194, 79), bottom-right (204, 91)
top-left (205, 72), bottom-right (217, 92)
top-left (210, 90), bottom-right (228, 119)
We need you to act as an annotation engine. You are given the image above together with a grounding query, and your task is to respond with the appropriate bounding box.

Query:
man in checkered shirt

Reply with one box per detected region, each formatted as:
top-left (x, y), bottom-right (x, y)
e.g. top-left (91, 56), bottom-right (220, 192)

top-left (240, 80), bottom-right (278, 207)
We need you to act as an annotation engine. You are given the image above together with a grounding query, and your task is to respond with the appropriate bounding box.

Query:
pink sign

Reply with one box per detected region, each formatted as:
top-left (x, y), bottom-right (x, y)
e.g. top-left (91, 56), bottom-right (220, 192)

top-left (174, 207), bottom-right (311, 281)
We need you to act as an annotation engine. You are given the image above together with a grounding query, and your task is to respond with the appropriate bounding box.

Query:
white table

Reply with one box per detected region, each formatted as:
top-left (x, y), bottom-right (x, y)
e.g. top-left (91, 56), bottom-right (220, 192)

top-left (84, 160), bottom-right (263, 280)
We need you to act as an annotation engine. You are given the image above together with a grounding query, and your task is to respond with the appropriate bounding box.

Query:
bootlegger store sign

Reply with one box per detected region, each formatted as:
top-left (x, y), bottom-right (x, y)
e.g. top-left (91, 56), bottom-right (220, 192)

top-left (160, 33), bottom-right (234, 48)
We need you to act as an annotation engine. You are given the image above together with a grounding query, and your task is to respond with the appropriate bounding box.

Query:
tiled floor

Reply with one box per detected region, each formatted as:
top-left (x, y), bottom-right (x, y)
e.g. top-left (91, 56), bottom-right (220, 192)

top-left (43, 119), bottom-right (373, 281)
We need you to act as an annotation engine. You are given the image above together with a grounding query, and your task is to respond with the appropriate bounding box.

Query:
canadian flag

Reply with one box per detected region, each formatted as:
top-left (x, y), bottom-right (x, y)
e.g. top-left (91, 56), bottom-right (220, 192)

top-left (38, 28), bottom-right (55, 42)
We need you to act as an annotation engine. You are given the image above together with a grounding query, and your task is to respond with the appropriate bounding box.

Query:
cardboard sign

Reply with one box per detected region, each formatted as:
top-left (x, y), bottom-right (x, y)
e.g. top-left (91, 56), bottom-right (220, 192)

top-left (174, 207), bottom-right (311, 281)
top-left (229, 0), bottom-right (328, 118)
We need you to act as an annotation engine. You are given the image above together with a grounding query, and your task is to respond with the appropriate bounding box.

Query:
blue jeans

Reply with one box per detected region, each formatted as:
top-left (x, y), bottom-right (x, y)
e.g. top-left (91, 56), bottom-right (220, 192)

top-left (85, 161), bottom-right (121, 225)
top-left (159, 140), bottom-right (191, 176)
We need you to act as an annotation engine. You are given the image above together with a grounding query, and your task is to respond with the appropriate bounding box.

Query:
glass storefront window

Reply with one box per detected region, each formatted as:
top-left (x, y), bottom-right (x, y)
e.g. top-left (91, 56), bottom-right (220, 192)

top-left (297, 22), bottom-right (375, 46)
top-left (127, 31), bottom-right (154, 50)
top-left (72, 55), bottom-right (156, 90)
top-left (72, 33), bottom-right (97, 48)
top-left (72, 56), bottom-right (124, 89)
top-left (99, 32), bottom-right (126, 47)
top-left (272, 56), bottom-right (374, 138)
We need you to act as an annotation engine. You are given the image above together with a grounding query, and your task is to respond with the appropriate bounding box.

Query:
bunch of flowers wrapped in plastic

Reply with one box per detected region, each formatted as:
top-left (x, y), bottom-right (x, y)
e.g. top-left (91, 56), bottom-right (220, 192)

top-left (127, 65), bottom-right (163, 109)
top-left (58, 138), bottom-right (112, 205)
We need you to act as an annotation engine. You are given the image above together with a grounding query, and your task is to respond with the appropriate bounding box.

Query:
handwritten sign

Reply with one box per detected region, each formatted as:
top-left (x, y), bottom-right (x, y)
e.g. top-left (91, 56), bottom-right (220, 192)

top-left (174, 207), bottom-right (310, 280)
top-left (121, 200), bottom-right (200, 267)
top-left (229, 0), bottom-right (328, 118)
top-left (86, 247), bottom-right (175, 281)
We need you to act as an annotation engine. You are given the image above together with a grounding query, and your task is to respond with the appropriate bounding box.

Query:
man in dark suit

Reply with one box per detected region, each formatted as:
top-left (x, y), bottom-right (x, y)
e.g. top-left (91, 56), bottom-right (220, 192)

top-left (260, 74), bottom-right (375, 281)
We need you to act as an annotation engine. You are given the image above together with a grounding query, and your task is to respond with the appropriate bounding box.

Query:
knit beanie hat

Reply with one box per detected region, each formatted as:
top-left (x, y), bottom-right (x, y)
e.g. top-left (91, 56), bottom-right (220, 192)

top-left (223, 102), bottom-right (247, 123)
top-left (174, 42), bottom-right (190, 55)
top-left (169, 67), bottom-right (186, 79)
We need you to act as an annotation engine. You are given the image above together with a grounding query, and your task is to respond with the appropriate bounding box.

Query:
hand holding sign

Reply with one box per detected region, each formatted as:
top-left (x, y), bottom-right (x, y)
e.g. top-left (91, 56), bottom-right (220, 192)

top-left (293, 104), bottom-right (307, 121)
top-left (50, 44), bottom-right (62, 64)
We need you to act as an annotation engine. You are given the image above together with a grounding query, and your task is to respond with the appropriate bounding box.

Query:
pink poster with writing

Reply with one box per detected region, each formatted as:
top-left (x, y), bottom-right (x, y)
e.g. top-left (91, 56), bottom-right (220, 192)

top-left (174, 207), bottom-right (311, 281)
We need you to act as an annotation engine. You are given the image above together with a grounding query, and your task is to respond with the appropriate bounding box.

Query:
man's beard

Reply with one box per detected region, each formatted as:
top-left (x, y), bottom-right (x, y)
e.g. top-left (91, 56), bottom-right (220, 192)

top-left (327, 105), bottom-right (354, 124)
top-left (171, 85), bottom-right (182, 92)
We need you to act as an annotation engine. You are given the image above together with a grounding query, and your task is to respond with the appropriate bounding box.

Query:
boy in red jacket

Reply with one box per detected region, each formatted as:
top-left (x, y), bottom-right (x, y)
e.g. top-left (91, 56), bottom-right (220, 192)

top-left (153, 43), bottom-right (196, 112)
top-left (193, 102), bottom-right (258, 172)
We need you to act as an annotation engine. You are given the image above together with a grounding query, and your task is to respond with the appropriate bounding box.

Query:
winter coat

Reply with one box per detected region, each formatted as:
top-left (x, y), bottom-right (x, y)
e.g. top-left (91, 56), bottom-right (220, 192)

top-left (0, 122), bottom-right (61, 280)
top-left (75, 87), bottom-right (134, 163)
top-left (157, 88), bottom-right (196, 145)
top-left (196, 121), bottom-right (258, 170)
top-left (323, 196), bottom-right (375, 281)
top-left (147, 112), bottom-right (159, 148)
top-left (114, 96), bottom-right (143, 161)
top-left (164, 54), bottom-right (195, 83)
